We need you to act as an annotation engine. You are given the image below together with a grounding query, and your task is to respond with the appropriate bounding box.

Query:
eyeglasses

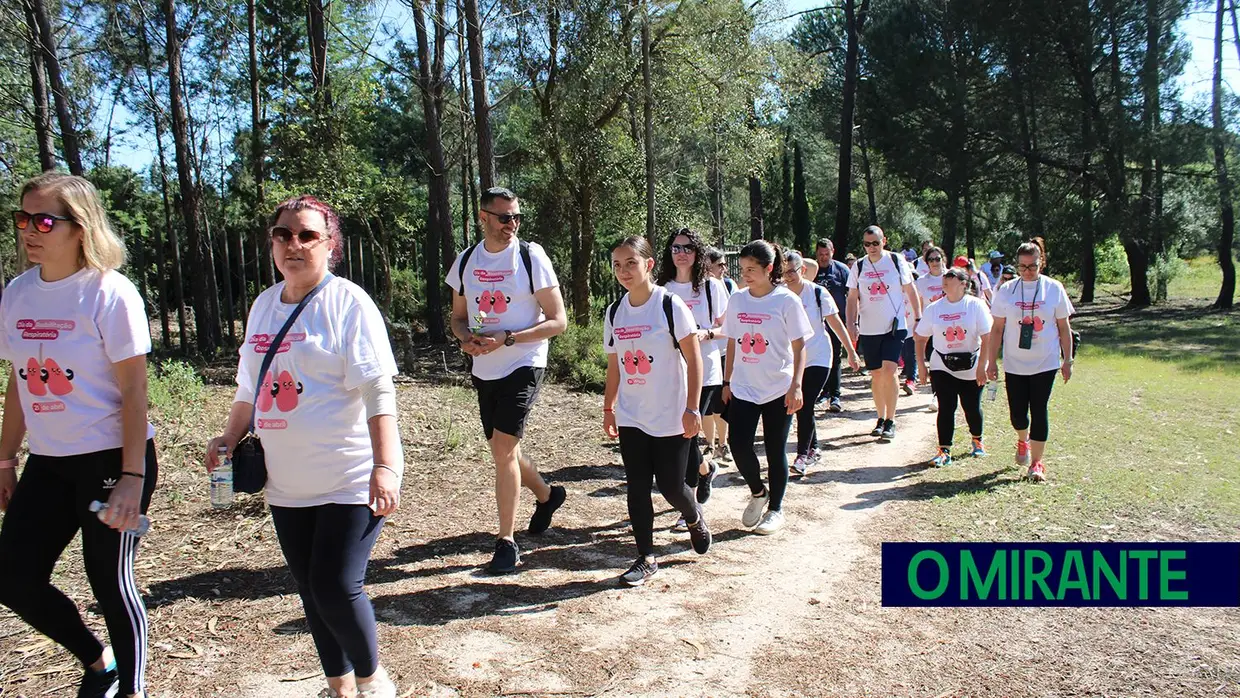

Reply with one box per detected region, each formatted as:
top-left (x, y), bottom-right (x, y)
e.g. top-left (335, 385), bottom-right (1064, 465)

top-left (926, 256), bottom-right (942, 263)
top-left (862, 240), bottom-right (882, 248)
top-left (1016, 263), bottom-right (1039, 272)
top-left (670, 244), bottom-right (695, 255)
top-left (13, 210), bottom-right (72, 234)
top-left (482, 210), bottom-right (523, 225)
top-left (783, 267), bottom-right (803, 276)
top-left (270, 226), bottom-right (327, 244)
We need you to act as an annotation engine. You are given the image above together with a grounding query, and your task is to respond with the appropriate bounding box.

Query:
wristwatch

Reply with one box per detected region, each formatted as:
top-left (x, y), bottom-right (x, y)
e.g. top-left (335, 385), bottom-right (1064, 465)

top-left (504, 330), bottom-right (516, 347)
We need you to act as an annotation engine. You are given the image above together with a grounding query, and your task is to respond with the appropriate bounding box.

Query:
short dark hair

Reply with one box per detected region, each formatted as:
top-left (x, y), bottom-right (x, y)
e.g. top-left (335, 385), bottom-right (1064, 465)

top-left (480, 187), bottom-right (518, 208)
top-left (862, 225), bottom-right (884, 239)
top-left (816, 238), bottom-right (833, 250)
top-left (943, 267), bottom-right (970, 284)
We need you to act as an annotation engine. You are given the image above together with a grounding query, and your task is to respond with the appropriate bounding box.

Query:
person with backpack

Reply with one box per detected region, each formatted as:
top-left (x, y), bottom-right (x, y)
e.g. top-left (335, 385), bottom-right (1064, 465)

top-left (657, 229), bottom-right (728, 511)
top-left (812, 239), bottom-right (853, 413)
top-left (845, 226), bottom-right (922, 441)
top-left (723, 241), bottom-right (814, 535)
top-left (915, 246), bottom-right (947, 413)
top-left (704, 247), bottom-right (737, 462)
top-left (986, 238), bottom-right (1076, 483)
top-left (782, 251), bottom-right (860, 476)
top-left (914, 267), bottom-right (993, 467)
top-left (447, 187), bottom-right (568, 573)
top-left (603, 237), bottom-right (712, 586)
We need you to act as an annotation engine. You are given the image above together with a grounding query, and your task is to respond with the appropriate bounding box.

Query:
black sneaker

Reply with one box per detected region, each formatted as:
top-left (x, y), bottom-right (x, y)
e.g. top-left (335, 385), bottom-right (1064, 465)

top-left (620, 556), bottom-right (658, 586)
top-left (687, 515), bottom-right (712, 554)
top-left (828, 397), bottom-right (843, 413)
top-left (870, 418), bottom-right (885, 437)
top-left (881, 419), bottom-right (896, 440)
top-left (696, 461), bottom-right (718, 504)
top-left (488, 538), bottom-right (520, 574)
top-left (528, 485), bottom-right (566, 534)
top-left (78, 664), bottom-right (118, 698)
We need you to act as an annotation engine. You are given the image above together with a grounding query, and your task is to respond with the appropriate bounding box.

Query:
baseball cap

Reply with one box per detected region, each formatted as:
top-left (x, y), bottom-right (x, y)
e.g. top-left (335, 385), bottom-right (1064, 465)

top-left (903, 249), bottom-right (917, 262)
top-left (953, 255), bottom-right (970, 268)
top-left (988, 250), bottom-right (1004, 260)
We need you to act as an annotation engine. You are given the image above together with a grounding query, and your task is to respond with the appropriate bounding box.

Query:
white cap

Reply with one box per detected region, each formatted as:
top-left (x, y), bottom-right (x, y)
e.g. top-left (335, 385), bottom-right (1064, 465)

top-left (988, 250), bottom-right (1004, 260)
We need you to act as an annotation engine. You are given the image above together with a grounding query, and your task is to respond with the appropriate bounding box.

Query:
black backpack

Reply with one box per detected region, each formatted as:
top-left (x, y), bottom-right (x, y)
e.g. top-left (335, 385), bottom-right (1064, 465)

top-left (607, 291), bottom-right (680, 352)
top-left (456, 239), bottom-right (535, 296)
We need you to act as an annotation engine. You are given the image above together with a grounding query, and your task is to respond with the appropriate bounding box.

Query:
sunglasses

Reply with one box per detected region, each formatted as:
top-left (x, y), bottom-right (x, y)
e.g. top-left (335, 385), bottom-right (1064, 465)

top-left (671, 244), bottom-right (695, 255)
top-left (926, 256), bottom-right (942, 263)
top-left (482, 210), bottom-right (523, 225)
top-left (13, 210), bottom-right (72, 234)
top-left (1016, 263), bottom-right (1039, 272)
top-left (269, 226), bottom-right (327, 244)
top-left (862, 240), bottom-right (882, 248)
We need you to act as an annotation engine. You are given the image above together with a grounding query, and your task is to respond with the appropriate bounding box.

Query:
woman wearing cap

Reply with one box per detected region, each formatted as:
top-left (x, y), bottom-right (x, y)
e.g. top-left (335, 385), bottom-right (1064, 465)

top-left (986, 238), bottom-right (1075, 483)
top-left (781, 251), bottom-right (859, 476)
top-left (915, 267), bottom-right (992, 466)
top-left (952, 256), bottom-right (993, 304)
top-left (1000, 265), bottom-right (1016, 284)
top-left (983, 251), bottom-right (1005, 288)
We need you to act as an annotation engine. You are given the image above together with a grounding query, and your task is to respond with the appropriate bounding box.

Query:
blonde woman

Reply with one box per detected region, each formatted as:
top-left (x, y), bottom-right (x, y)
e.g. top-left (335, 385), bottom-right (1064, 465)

top-left (0, 173), bottom-right (157, 698)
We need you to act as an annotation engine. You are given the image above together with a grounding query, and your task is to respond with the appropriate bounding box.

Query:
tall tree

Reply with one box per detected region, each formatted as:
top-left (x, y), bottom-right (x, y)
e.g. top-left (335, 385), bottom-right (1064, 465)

top-left (1213, 0), bottom-right (1235, 309)
top-left (25, 0), bottom-right (82, 174)
top-left (642, 0), bottom-right (656, 245)
top-left (1128, 0), bottom-right (1160, 308)
top-left (832, 0), bottom-right (868, 253)
top-left (792, 143), bottom-right (811, 252)
top-left (21, 1), bottom-right (55, 172)
top-left (412, 0), bottom-right (450, 341)
top-left (248, 0), bottom-right (274, 287)
top-left (307, 0), bottom-right (330, 109)
top-left (463, 0), bottom-right (496, 189)
top-left (164, 0), bottom-right (219, 353)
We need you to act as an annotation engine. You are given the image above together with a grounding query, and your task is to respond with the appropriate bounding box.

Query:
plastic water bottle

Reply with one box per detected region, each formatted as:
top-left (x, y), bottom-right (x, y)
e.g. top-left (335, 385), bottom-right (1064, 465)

top-left (210, 446), bottom-right (234, 509)
top-left (88, 500), bottom-right (151, 536)
top-left (986, 380), bottom-right (1000, 402)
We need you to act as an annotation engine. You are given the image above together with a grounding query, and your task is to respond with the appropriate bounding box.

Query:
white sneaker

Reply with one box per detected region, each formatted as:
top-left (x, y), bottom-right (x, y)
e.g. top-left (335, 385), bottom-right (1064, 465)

top-left (927, 400), bottom-right (938, 412)
top-left (742, 491), bottom-right (769, 527)
top-left (317, 689), bottom-right (342, 698)
top-left (808, 448), bottom-right (821, 465)
top-left (358, 667), bottom-right (397, 698)
top-left (753, 510), bottom-right (785, 535)
top-left (790, 454), bottom-right (807, 476)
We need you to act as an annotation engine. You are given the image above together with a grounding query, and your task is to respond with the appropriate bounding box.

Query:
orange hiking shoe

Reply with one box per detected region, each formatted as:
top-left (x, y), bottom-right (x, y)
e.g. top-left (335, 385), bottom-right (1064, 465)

top-left (1015, 439), bottom-right (1031, 466)
top-left (1027, 460), bottom-right (1046, 483)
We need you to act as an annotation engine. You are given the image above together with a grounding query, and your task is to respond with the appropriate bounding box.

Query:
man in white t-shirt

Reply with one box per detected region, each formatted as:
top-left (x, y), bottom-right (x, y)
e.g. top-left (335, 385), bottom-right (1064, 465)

top-left (846, 225), bottom-right (922, 441)
top-left (447, 187), bottom-right (569, 575)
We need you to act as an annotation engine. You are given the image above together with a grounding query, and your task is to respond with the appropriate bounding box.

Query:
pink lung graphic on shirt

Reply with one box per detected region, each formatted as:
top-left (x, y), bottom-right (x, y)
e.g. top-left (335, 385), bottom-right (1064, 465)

top-left (20, 357), bottom-right (46, 396)
top-left (740, 333), bottom-right (753, 354)
top-left (272, 369), bottom-right (303, 412)
top-left (752, 333), bottom-right (769, 355)
top-left (868, 281), bottom-right (889, 296)
top-left (476, 289), bottom-right (511, 315)
top-left (634, 350), bottom-right (652, 375)
top-left (1020, 315), bottom-right (1046, 332)
top-left (43, 358), bottom-right (74, 396)
top-left (623, 350), bottom-right (637, 375)
top-left (944, 325), bottom-right (969, 343)
top-left (19, 353), bottom-right (74, 397)
top-left (257, 372), bottom-right (275, 412)
top-left (477, 290), bottom-right (494, 313)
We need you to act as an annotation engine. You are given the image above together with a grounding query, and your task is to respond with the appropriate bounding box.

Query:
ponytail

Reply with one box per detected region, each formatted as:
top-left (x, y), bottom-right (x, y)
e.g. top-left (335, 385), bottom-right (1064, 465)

top-left (739, 239), bottom-right (784, 285)
top-left (1016, 237), bottom-right (1046, 270)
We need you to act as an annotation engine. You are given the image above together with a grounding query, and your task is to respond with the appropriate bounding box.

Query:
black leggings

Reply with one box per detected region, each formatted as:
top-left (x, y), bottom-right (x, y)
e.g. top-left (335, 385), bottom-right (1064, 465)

top-left (795, 366), bottom-right (831, 455)
top-left (929, 371), bottom-right (984, 447)
top-left (0, 440), bottom-right (158, 696)
top-left (1005, 369), bottom-right (1058, 442)
top-left (727, 396), bottom-right (794, 511)
top-left (270, 504), bottom-right (384, 678)
top-left (619, 427), bottom-right (701, 556)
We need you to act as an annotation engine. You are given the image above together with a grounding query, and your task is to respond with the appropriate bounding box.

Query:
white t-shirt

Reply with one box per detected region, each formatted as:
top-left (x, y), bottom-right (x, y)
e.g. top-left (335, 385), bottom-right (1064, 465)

top-left (915, 295), bottom-right (993, 381)
top-left (663, 278), bottom-right (727, 385)
top-left (0, 267), bottom-right (155, 457)
top-left (445, 239), bottom-right (559, 381)
top-left (982, 264), bottom-right (1003, 289)
top-left (973, 270), bottom-right (993, 297)
top-left (603, 287), bottom-right (697, 437)
top-left (235, 277), bottom-right (399, 507)
top-left (714, 276), bottom-right (739, 354)
top-left (794, 282), bottom-right (839, 368)
top-left (915, 257), bottom-right (930, 277)
top-left (990, 276), bottom-right (1075, 376)
top-left (847, 252), bottom-right (914, 336)
top-left (916, 272), bottom-right (946, 306)
top-left (722, 287), bottom-right (814, 405)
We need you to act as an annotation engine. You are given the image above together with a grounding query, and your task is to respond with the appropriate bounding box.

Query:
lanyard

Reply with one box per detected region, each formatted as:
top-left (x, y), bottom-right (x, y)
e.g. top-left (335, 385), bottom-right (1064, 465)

top-left (1019, 277), bottom-right (1042, 321)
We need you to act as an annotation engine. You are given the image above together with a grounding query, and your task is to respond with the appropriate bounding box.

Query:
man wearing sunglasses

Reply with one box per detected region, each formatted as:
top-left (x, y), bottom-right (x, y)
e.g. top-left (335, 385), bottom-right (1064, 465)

top-left (846, 225), bottom-right (922, 441)
top-left (447, 187), bottom-right (569, 575)
top-left (813, 239), bottom-right (852, 413)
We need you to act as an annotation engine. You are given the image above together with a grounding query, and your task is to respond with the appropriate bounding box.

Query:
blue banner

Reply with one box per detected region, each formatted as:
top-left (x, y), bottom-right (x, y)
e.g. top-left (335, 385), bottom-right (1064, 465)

top-left (881, 542), bottom-right (1240, 607)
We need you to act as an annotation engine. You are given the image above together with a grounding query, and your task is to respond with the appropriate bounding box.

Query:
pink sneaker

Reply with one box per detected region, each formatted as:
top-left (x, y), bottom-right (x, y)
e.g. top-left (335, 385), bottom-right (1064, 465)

top-left (1015, 440), bottom-right (1031, 467)
top-left (1027, 461), bottom-right (1046, 483)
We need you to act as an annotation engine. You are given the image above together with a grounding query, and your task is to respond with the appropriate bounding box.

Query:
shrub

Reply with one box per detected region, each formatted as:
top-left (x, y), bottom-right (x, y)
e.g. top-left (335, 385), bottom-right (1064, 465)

top-left (547, 319), bottom-right (608, 392)
top-left (388, 267), bottom-right (425, 327)
top-left (147, 359), bottom-right (205, 445)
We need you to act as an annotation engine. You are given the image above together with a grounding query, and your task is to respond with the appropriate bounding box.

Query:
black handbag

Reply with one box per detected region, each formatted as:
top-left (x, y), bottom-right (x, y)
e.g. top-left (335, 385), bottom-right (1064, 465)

top-left (936, 349), bottom-right (979, 372)
top-left (233, 275), bottom-right (333, 494)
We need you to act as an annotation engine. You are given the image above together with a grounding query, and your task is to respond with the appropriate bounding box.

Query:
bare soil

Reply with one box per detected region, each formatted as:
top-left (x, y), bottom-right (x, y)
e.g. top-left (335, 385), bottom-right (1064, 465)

top-left (2, 361), bottom-right (1237, 697)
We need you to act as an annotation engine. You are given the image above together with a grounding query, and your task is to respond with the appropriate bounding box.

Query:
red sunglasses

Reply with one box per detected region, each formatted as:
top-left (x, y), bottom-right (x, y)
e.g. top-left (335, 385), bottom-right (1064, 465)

top-left (13, 210), bottom-right (72, 234)
top-left (269, 226), bottom-right (327, 244)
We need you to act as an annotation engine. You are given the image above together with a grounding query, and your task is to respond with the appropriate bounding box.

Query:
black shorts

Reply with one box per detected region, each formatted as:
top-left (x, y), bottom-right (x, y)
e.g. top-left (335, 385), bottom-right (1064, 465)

top-left (700, 384), bottom-right (725, 416)
top-left (472, 366), bottom-right (545, 440)
top-left (859, 330), bottom-right (908, 370)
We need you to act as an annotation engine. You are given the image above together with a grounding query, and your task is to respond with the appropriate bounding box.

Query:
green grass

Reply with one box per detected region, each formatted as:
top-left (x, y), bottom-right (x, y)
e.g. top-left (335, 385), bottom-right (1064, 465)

top-left (901, 258), bottom-right (1240, 541)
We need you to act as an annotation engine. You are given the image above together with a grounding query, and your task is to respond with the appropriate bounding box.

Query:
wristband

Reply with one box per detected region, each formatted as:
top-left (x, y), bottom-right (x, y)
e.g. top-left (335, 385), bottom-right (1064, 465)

top-left (685, 408), bottom-right (701, 416)
top-left (722, 380), bottom-right (730, 386)
top-left (374, 463), bottom-right (402, 476)
top-left (121, 471), bottom-right (145, 480)
top-left (602, 408), bottom-right (615, 413)
top-left (0, 458), bottom-right (17, 470)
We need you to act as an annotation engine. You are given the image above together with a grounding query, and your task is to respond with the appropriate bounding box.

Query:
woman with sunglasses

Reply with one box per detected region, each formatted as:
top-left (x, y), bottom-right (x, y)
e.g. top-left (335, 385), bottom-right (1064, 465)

top-left (657, 229), bottom-right (728, 511)
top-left (914, 247), bottom-right (947, 412)
top-left (0, 173), bottom-right (157, 698)
top-left (914, 267), bottom-right (993, 467)
top-left (780, 251), bottom-right (859, 476)
top-left (703, 247), bottom-right (737, 462)
top-left (986, 238), bottom-right (1075, 483)
top-left (603, 236), bottom-right (712, 586)
top-left (205, 196), bottom-right (402, 698)
top-left (723, 240), bottom-right (813, 535)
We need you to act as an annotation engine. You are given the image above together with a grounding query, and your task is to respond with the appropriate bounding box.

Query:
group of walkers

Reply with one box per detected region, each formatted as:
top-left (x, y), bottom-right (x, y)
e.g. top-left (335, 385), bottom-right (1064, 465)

top-left (0, 175), bottom-right (1074, 698)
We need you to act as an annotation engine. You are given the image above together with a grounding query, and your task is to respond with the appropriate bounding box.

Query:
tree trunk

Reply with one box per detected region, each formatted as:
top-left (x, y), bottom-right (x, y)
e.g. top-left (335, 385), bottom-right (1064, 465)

top-left (1013, 53), bottom-right (1044, 239)
top-left (1129, 0), bottom-right (1160, 308)
top-left (642, 2), bottom-right (656, 246)
top-left (26, 0), bottom-right (82, 175)
top-left (833, 0), bottom-right (865, 250)
top-left (463, 0), bottom-right (496, 190)
top-left (780, 132), bottom-right (792, 242)
top-left (572, 183), bottom-right (597, 326)
top-left (248, 0), bottom-right (273, 287)
top-left (709, 133), bottom-right (725, 247)
top-left (307, 0), bottom-right (330, 110)
top-left (22, 2), bottom-right (55, 172)
top-left (139, 22), bottom-right (177, 349)
top-left (792, 143), bottom-right (811, 253)
top-left (164, 0), bottom-right (218, 354)
top-left (434, 0), bottom-right (456, 278)
top-left (1079, 102), bottom-right (1097, 303)
top-left (964, 182), bottom-right (975, 261)
top-left (458, 2), bottom-right (472, 250)
top-left (858, 123), bottom-right (877, 227)
top-left (412, 0), bottom-right (448, 342)
top-left (749, 175), bottom-right (764, 240)
top-left (1214, 0), bottom-right (1236, 309)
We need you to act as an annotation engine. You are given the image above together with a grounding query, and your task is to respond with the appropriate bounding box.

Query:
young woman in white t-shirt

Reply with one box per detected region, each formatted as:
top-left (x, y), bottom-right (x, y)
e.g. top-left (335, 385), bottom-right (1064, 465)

top-left (704, 246), bottom-right (737, 462)
top-left (722, 240), bottom-right (813, 536)
top-left (0, 173), bottom-right (157, 698)
top-left (657, 229), bottom-right (728, 508)
top-left (914, 267), bottom-right (994, 467)
top-left (986, 238), bottom-right (1076, 483)
top-left (603, 237), bottom-right (711, 587)
top-left (915, 246), bottom-right (947, 413)
top-left (205, 196), bottom-right (402, 698)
